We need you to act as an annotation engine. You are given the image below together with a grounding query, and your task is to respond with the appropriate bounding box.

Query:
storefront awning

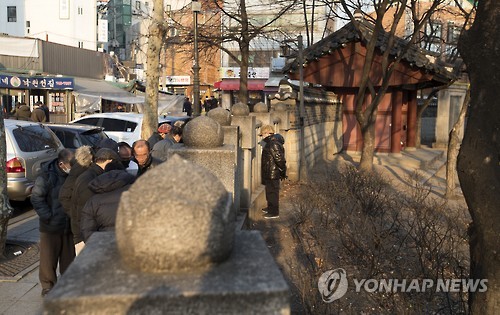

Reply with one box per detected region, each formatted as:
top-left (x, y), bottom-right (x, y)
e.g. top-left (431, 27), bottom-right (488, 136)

top-left (219, 79), bottom-right (267, 91)
top-left (73, 77), bottom-right (144, 104)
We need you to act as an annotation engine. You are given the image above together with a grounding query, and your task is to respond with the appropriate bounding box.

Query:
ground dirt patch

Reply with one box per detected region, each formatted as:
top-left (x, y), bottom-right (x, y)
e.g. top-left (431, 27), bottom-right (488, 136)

top-left (251, 154), bottom-right (470, 314)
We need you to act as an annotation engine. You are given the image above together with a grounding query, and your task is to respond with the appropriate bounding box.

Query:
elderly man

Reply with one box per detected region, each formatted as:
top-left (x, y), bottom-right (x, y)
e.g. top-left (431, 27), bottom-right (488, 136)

top-left (132, 140), bottom-right (162, 177)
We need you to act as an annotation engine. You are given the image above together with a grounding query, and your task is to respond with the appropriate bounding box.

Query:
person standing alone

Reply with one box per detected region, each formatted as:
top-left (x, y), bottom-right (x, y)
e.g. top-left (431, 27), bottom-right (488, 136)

top-left (260, 125), bottom-right (287, 219)
top-left (31, 149), bottom-right (75, 297)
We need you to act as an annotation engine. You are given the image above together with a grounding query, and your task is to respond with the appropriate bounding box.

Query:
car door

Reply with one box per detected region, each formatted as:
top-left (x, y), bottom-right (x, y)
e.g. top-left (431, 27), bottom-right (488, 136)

top-left (100, 118), bottom-right (138, 145)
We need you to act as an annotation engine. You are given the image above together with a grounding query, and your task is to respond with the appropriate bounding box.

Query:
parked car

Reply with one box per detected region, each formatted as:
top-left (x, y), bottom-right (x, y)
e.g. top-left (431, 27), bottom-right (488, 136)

top-left (71, 113), bottom-right (191, 145)
top-left (45, 123), bottom-right (109, 150)
top-left (5, 119), bottom-right (64, 201)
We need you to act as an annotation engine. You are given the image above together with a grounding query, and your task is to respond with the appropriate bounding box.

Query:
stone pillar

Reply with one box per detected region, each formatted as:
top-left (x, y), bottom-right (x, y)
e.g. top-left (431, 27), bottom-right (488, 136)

top-left (231, 103), bottom-right (256, 210)
top-left (167, 116), bottom-right (238, 216)
top-left (434, 83), bottom-right (468, 148)
top-left (406, 90), bottom-right (417, 150)
top-left (44, 156), bottom-right (290, 314)
top-left (391, 90), bottom-right (403, 154)
top-left (208, 108), bottom-right (241, 213)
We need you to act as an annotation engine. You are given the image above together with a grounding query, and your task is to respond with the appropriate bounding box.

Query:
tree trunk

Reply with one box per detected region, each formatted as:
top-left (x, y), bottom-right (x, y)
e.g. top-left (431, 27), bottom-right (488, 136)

top-left (141, 0), bottom-right (164, 140)
top-left (457, 1), bottom-right (500, 313)
top-left (445, 87), bottom-right (469, 199)
top-left (238, 0), bottom-right (249, 106)
top-left (359, 121), bottom-right (376, 172)
top-left (0, 114), bottom-right (14, 257)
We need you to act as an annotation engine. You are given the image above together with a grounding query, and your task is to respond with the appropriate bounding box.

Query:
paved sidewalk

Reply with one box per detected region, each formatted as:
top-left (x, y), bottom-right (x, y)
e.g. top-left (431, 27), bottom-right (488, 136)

top-left (0, 211), bottom-right (42, 315)
top-left (0, 147), bottom-right (447, 315)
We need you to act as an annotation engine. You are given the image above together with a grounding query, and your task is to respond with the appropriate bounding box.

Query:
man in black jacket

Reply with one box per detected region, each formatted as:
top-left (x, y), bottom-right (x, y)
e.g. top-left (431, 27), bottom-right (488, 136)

top-left (132, 140), bottom-right (162, 177)
top-left (31, 149), bottom-right (75, 297)
top-left (70, 148), bottom-right (120, 253)
top-left (80, 169), bottom-right (136, 242)
top-left (260, 125), bottom-right (287, 219)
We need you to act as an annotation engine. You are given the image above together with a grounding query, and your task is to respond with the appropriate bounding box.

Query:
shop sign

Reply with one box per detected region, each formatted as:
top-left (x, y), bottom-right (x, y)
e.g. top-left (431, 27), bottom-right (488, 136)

top-left (166, 76), bottom-right (191, 85)
top-left (0, 75), bottom-right (74, 90)
top-left (220, 67), bottom-right (269, 79)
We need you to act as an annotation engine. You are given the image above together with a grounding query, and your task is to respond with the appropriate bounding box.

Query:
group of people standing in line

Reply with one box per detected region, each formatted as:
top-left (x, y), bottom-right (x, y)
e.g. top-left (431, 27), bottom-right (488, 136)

top-left (30, 118), bottom-right (287, 297)
top-left (31, 120), bottom-right (185, 297)
top-left (10, 101), bottom-right (50, 122)
top-left (182, 95), bottom-right (219, 117)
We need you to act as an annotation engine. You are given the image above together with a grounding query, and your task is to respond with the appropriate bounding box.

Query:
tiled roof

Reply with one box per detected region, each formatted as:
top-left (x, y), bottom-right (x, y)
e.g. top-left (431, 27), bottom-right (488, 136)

top-left (283, 20), bottom-right (455, 83)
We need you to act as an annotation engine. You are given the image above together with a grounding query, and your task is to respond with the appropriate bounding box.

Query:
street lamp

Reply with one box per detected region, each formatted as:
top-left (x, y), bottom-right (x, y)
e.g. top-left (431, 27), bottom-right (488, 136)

top-left (280, 35), bottom-right (306, 180)
top-left (192, 0), bottom-right (201, 116)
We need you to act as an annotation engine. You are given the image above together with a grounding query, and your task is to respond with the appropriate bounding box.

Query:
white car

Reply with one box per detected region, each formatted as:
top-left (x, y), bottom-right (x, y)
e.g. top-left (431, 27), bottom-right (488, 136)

top-left (71, 113), bottom-right (190, 146)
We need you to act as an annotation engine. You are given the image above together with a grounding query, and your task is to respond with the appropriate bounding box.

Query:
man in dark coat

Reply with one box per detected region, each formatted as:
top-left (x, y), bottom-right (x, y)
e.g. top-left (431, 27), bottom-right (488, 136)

top-left (151, 126), bottom-right (182, 161)
top-left (182, 97), bottom-right (193, 117)
top-left (147, 123), bottom-right (171, 148)
top-left (260, 125), bottom-right (287, 219)
top-left (70, 148), bottom-right (120, 252)
top-left (132, 140), bottom-right (162, 177)
top-left (40, 102), bottom-right (50, 122)
top-left (31, 149), bottom-right (75, 297)
top-left (80, 169), bottom-right (136, 242)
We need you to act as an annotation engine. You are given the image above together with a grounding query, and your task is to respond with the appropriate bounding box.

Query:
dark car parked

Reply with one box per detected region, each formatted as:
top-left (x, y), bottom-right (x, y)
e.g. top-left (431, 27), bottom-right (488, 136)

top-left (45, 123), bottom-right (109, 150)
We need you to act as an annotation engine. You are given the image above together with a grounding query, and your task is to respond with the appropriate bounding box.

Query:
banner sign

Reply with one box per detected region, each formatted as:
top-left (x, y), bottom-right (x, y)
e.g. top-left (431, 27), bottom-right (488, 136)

top-left (220, 67), bottom-right (269, 79)
top-left (165, 76), bottom-right (191, 85)
top-left (0, 74), bottom-right (74, 90)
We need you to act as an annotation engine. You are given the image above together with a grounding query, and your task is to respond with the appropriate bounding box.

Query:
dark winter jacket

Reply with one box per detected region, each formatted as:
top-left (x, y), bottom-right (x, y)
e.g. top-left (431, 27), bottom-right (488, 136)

top-left (70, 163), bottom-right (105, 243)
top-left (59, 145), bottom-right (94, 216)
top-left (147, 132), bottom-right (163, 148)
top-left (80, 170), bottom-right (135, 242)
top-left (151, 134), bottom-right (177, 161)
top-left (261, 134), bottom-right (287, 182)
top-left (133, 154), bottom-right (162, 177)
top-left (30, 159), bottom-right (72, 234)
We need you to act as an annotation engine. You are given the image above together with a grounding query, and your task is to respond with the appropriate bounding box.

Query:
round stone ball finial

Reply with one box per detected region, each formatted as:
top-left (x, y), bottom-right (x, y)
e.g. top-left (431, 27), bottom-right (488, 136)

top-left (115, 155), bottom-right (234, 273)
top-left (231, 102), bottom-right (250, 116)
top-left (207, 107), bottom-right (231, 126)
top-left (182, 116), bottom-right (224, 148)
top-left (253, 102), bottom-right (268, 113)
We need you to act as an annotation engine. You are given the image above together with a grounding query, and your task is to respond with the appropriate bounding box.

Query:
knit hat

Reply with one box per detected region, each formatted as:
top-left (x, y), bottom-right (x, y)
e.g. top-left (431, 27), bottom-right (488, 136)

top-left (158, 123), bottom-right (172, 134)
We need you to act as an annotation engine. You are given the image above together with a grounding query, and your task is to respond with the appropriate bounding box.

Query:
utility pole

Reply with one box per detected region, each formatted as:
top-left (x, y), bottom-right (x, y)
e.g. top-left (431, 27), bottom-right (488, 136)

top-left (192, 0), bottom-right (201, 116)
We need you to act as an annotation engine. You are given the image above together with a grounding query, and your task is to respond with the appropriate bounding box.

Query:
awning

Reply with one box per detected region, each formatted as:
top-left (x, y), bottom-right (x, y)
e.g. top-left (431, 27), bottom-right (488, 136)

top-left (214, 81), bottom-right (222, 89)
top-left (73, 77), bottom-right (144, 113)
top-left (73, 77), bottom-right (144, 104)
top-left (219, 79), bottom-right (267, 91)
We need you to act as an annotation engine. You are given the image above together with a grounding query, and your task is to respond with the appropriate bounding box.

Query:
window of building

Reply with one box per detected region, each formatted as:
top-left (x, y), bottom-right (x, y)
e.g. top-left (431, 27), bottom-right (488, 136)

top-left (78, 7), bottom-right (83, 15)
top-left (7, 6), bottom-right (16, 22)
top-left (447, 22), bottom-right (461, 44)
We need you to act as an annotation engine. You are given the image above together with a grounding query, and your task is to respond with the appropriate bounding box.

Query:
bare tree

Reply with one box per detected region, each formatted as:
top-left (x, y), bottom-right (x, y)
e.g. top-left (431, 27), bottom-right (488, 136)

top-left (0, 114), bottom-right (14, 257)
top-left (141, 0), bottom-right (166, 140)
top-left (457, 0), bottom-right (500, 313)
top-left (445, 86), bottom-right (469, 198)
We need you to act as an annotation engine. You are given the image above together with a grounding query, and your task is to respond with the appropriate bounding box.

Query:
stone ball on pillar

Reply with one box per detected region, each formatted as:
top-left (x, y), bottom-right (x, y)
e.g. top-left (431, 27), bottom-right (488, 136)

top-left (273, 102), bottom-right (288, 112)
top-left (253, 102), bottom-right (268, 113)
top-left (207, 107), bottom-right (231, 126)
top-left (182, 116), bottom-right (224, 148)
top-left (115, 155), bottom-right (234, 273)
top-left (231, 102), bottom-right (250, 116)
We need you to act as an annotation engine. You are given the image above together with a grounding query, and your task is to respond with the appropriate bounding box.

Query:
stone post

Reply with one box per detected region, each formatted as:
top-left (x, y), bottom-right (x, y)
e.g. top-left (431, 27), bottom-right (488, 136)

top-left (434, 83), bottom-right (468, 148)
top-left (168, 116), bottom-right (238, 217)
top-left (43, 156), bottom-right (290, 314)
top-left (208, 107), bottom-right (241, 214)
top-left (230, 103), bottom-right (256, 211)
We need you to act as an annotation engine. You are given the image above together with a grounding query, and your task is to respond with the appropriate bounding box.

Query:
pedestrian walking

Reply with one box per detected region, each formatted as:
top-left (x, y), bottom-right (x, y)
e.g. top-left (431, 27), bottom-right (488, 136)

top-left (132, 140), bottom-right (162, 177)
top-left (80, 169), bottom-right (136, 242)
top-left (70, 148), bottom-right (120, 254)
top-left (183, 97), bottom-right (193, 117)
top-left (260, 125), bottom-right (287, 219)
top-left (40, 101), bottom-right (50, 122)
top-left (30, 149), bottom-right (75, 297)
